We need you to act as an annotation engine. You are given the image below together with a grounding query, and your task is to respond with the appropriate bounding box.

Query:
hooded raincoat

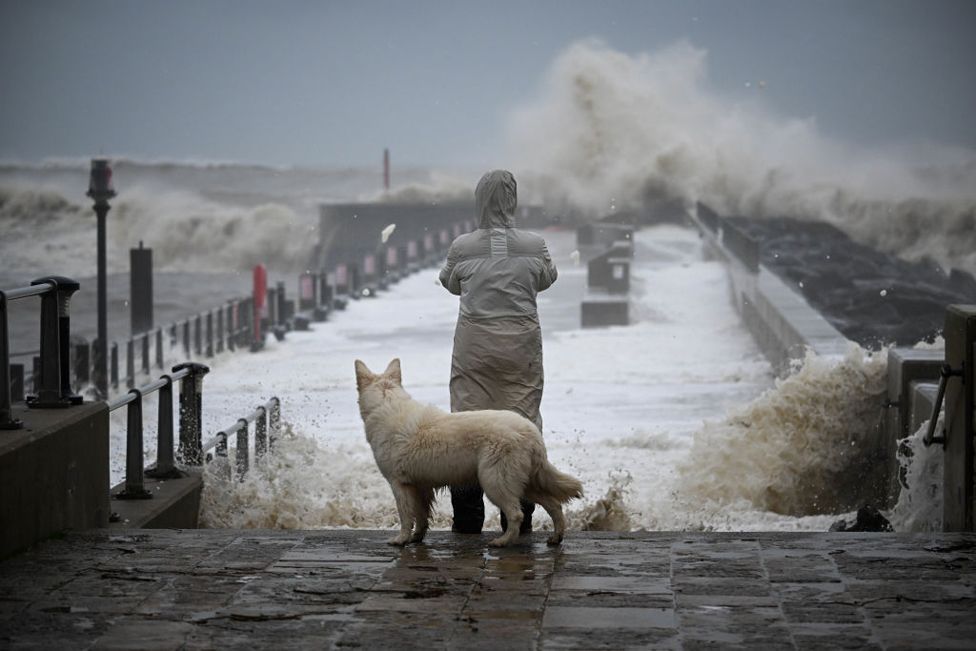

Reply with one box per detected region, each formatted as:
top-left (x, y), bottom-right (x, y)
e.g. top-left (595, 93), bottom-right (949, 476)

top-left (439, 170), bottom-right (558, 531)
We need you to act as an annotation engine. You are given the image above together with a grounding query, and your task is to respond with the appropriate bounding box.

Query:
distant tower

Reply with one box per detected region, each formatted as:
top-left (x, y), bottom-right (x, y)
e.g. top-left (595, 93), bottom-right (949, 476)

top-left (383, 148), bottom-right (390, 191)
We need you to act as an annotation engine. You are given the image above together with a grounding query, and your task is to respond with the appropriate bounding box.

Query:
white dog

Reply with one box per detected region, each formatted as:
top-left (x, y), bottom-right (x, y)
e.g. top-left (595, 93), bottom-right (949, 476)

top-left (355, 358), bottom-right (583, 547)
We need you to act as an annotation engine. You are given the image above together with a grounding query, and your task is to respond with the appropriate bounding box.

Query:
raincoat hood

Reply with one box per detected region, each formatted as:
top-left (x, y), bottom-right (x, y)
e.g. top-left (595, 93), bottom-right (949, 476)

top-left (475, 170), bottom-right (517, 228)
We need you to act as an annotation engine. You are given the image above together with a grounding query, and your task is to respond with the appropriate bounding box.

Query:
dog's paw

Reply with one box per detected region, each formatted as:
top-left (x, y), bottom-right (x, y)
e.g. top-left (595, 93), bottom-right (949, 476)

top-left (409, 533), bottom-right (427, 544)
top-left (386, 535), bottom-right (411, 546)
top-left (487, 537), bottom-right (510, 547)
top-left (546, 534), bottom-right (564, 546)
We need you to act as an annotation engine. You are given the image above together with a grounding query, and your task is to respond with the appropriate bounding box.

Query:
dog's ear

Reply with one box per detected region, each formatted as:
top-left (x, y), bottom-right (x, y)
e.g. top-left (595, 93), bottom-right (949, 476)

top-left (354, 360), bottom-right (374, 390)
top-left (384, 358), bottom-right (402, 385)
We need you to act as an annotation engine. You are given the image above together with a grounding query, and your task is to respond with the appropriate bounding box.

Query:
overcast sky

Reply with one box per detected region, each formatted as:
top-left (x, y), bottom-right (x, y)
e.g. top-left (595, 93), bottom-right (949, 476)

top-left (1, 0), bottom-right (973, 168)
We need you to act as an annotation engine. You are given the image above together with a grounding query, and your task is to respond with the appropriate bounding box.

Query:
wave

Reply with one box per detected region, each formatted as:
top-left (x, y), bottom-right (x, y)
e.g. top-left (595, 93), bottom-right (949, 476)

top-left (506, 39), bottom-right (976, 274)
top-left (677, 345), bottom-right (888, 516)
top-left (0, 182), bottom-right (317, 276)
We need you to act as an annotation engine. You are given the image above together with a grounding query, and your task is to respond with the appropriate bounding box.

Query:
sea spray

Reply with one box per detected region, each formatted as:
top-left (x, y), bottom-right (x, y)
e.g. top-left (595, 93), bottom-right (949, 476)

top-left (677, 344), bottom-right (888, 516)
top-left (887, 419), bottom-right (944, 532)
top-left (0, 183), bottom-right (316, 277)
top-left (507, 40), bottom-right (976, 275)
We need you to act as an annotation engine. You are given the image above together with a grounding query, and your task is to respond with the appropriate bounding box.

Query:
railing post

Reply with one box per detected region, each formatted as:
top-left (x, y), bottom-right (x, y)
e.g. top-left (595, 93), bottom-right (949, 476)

top-left (226, 304), bottom-right (236, 352)
top-left (115, 389), bottom-right (152, 499)
top-left (10, 364), bottom-right (24, 403)
top-left (175, 362), bottom-right (210, 465)
top-left (235, 418), bottom-right (249, 480)
top-left (74, 340), bottom-right (90, 387)
top-left (146, 374), bottom-right (182, 479)
top-left (28, 277), bottom-right (81, 408)
top-left (110, 342), bottom-right (118, 389)
top-left (269, 396), bottom-right (281, 451)
top-left (126, 339), bottom-right (135, 389)
top-left (141, 333), bottom-right (150, 376)
top-left (194, 315), bottom-right (202, 357)
top-left (182, 320), bottom-right (191, 358)
top-left (205, 311), bottom-right (214, 358)
top-left (255, 405), bottom-right (268, 458)
top-left (155, 328), bottom-right (164, 369)
top-left (216, 308), bottom-right (224, 354)
top-left (215, 431), bottom-right (231, 480)
top-left (0, 291), bottom-right (21, 429)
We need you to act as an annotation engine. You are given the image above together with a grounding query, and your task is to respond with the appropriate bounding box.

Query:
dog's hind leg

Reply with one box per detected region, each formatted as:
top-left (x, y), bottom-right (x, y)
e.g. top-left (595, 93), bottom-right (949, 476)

top-left (481, 476), bottom-right (524, 547)
top-left (387, 482), bottom-right (416, 546)
top-left (533, 495), bottom-right (567, 546)
top-left (409, 487), bottom-right (434, 543)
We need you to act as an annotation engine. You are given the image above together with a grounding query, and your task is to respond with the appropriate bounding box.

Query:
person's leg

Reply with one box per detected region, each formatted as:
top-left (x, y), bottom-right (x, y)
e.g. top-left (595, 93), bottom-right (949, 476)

top-left (450, 485), bottom-right (485, 533)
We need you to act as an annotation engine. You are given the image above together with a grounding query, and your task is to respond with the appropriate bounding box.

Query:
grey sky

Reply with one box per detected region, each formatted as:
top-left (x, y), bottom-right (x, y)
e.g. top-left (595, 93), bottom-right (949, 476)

top-left (1, 0), bottom-right (973, 168)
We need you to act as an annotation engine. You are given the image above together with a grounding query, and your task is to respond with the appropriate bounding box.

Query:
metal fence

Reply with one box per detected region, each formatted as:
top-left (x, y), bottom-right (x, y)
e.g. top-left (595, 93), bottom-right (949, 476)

top-left (107, 361), bottom-right (282, 497)
top-left (1, 276), bottom-right (82, 430)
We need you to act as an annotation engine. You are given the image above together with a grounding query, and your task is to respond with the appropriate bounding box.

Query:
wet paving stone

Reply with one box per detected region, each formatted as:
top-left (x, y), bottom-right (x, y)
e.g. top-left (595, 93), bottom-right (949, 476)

top-left (1, 530), bottom-right (975, 648)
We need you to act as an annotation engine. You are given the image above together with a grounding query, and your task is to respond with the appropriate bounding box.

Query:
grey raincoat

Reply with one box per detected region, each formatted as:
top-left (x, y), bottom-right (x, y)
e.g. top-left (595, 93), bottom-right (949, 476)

top-left (439, 170), bottom-right (558, 431)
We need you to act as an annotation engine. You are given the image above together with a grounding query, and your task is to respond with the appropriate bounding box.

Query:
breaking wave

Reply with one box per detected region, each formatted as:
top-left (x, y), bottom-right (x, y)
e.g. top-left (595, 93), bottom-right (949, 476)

top-left (507, 40), bottom-right (976, 274)
top-left (677, 345), bottom-right (888, 516)
top-left (0, 182), bottom-right (316, 276)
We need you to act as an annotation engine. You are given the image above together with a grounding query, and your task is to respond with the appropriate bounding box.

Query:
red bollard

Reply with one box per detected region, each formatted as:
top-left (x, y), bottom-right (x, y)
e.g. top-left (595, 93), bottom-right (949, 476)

top-left (252, 264), bottom-right (267, 352)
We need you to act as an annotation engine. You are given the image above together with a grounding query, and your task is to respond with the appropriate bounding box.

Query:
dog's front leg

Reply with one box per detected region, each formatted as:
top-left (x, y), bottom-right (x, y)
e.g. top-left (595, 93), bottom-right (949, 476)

top-left (387, 481), bottom-right (415, 546)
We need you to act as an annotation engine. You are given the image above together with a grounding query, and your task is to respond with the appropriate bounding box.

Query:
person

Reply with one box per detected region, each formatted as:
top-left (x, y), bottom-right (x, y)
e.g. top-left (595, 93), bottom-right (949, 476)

top-left (438, 169), bottom-right (558, 534)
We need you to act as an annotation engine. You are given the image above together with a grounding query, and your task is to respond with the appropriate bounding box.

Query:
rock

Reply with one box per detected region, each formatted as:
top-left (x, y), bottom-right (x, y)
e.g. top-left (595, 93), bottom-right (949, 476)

top-left (828, 505), bottom-right (893, 532)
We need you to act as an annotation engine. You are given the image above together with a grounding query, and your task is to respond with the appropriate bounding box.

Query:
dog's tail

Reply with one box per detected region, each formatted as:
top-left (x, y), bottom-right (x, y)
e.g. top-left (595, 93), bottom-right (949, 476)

top-left (532, 461), bottom-right (584, 503)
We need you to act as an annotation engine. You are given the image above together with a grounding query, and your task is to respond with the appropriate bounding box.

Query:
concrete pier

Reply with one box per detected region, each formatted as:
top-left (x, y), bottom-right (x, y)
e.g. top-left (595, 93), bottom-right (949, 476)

top-left (1, 529), bottom-right (974, 649)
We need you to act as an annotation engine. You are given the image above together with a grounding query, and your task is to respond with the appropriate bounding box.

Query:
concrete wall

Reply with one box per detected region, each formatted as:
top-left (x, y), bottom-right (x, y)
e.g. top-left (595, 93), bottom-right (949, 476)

top-left (0, 401), bottom-right (109, 559)
top-left (109, 471), bottom-right (202, 530)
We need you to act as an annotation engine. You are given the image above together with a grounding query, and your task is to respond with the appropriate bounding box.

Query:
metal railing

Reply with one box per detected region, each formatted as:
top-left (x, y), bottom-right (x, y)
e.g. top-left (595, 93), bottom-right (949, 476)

top-left (1, 276), bottom-right (82, 430)
top-left (201, 397), bottom-right (282, 481)
top-left (107, 362), bottom-right (210, 499)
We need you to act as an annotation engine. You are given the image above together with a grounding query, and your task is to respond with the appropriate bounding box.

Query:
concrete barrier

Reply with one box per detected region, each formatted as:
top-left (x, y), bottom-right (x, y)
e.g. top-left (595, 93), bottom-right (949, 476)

top-left (0, 401), bottom-right (109, 558)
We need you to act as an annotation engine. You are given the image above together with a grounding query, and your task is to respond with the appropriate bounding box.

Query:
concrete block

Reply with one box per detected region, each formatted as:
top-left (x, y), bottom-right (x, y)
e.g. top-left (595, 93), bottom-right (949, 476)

top-left (581, 296), bottom-right (629, 328)
top-left (109, 470), bottom-right (202, 530)
top-left (0, 401), bottom-right (109, 559)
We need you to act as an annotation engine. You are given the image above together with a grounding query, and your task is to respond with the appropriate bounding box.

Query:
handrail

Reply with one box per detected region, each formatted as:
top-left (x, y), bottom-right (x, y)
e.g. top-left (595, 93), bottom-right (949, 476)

top-left (2, 277), bottom-right (81, 430)
top-left (923, 363), bottom-right (965, 447)
top-left (110, 362), bottom-right (210, 499)
top-left (202, 397), bottom-right (281, 482)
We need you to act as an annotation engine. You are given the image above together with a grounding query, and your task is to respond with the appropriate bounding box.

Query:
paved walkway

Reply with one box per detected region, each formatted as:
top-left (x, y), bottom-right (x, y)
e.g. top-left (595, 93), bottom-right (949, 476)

top-left (1, 530), bottom-right (974, 649)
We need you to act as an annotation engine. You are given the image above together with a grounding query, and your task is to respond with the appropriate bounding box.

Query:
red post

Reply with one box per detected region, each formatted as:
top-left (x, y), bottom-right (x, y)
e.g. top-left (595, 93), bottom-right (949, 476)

top-left (383, 148), bottom-right (390, 191)
top-left (252, 264), bottom-right (267, 351)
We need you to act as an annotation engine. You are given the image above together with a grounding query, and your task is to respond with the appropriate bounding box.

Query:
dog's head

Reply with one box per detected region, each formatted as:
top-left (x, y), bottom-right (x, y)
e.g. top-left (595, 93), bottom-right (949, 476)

top-left (354, 358), bottom-right (403, 416)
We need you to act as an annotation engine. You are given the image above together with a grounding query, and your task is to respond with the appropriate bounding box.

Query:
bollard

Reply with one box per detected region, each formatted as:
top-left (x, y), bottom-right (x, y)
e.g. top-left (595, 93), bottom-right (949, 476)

top-left (216, 308), bottom-right (224, 353)
top-left (126, 339), bottom-right (135, 389)
top-left (235, 418), bottom-right (249, 480)
top-left (226, 304), bottom-right (236, 352)
top-left (110, 342), bottom-right (119, 389)
top-left (155, 328), bottom-right (164, 369)
top-left (215, 432), bottom-right (231, 480)
top-left (28, 276), bottom-right (81, 407)
top-left (276, 281), bottom-right (288, 324)
top-left (205, 311), bottom-right (214, 358)
top-left (74, 341), bottom-right (90, 386)
top-left (0, 292), bottom-right (21, 428)
top-left (146, 375), bottom-right (182, 479)
top-left (141, 333), bottom-right (150, 376)
top-left (169, 323), bottom-right (178, 346)
top-left (175, 362), bottom-right (210, 465)
top-left (182, 320), bottom-right (191, 358)
top-left (130, 242), bottom-right (154, 335)
top-left (115, 389), bottom-right (152, 499)
top-left (193, 315), bottom-right (202, 356)
top-left (255, 406), bottom-right (268, 458)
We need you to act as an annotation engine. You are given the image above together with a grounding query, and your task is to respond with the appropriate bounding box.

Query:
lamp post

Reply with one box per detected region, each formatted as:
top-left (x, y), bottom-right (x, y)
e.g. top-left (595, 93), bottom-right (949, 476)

top-left (87, 159), bottom-right (115, 399)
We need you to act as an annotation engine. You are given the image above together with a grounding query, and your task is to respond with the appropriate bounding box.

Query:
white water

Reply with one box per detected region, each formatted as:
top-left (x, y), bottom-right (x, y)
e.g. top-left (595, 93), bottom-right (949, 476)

top-left (886, 419), bottom-right (944, 532)
top-left (506, 40), bottom-right (976, 276)
top-left (186, 225), bottom-right (923, 533)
